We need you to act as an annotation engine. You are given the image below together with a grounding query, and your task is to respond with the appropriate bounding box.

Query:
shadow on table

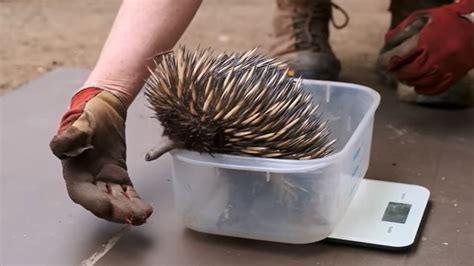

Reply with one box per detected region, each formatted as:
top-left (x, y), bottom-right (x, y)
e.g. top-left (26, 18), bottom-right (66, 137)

top-left (182, 227), bottom-right (414, 259)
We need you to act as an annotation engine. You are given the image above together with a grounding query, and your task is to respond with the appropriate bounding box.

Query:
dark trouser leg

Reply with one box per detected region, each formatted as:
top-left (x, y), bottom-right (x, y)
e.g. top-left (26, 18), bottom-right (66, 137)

top-left (389, 0), bottom-right (453, 29)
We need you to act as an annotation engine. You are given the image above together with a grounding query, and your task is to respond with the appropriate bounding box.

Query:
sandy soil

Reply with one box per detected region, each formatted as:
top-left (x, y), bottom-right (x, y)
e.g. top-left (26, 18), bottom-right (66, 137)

top-left (0, 0), bottom-right (394, 95)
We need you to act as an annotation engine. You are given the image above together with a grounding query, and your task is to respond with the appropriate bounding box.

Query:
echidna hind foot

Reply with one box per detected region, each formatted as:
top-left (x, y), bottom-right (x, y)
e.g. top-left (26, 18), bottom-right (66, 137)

top-left (145, 45), bottom-right (336, 161)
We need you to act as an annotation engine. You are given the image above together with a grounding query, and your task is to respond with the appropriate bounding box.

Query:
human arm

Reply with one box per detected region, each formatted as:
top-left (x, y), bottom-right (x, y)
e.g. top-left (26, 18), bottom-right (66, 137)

top-left (49, 0), bottom-right (202, 225)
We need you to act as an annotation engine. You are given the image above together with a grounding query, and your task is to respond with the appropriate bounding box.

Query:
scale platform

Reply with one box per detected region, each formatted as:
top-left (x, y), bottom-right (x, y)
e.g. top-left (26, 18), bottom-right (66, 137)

top-left (327, 179), bottom-right (430, 250)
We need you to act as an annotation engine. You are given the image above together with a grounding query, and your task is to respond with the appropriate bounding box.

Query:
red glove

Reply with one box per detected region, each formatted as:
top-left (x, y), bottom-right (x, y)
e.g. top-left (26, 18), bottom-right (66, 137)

top-left (50, 88), bottom-right (153, 225)
top-left (380, 0), bottom-right (474, 95)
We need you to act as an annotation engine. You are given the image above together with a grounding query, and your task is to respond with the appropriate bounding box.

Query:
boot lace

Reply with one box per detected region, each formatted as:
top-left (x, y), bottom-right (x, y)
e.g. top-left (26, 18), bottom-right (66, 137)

top-left (292, 2), bottom-right (349, 51)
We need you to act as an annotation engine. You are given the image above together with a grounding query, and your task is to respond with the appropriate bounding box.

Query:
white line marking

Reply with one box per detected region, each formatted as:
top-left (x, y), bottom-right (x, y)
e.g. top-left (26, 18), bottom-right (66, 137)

top-left (80, 225), bottom-right (130, 266)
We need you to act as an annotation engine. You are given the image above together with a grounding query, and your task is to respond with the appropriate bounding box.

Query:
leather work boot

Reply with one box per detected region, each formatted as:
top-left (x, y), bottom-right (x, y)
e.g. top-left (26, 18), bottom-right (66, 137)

top-left (377, 0), bottom-right (472, 108)
top-left (270, 0), bottom-right (348, 80)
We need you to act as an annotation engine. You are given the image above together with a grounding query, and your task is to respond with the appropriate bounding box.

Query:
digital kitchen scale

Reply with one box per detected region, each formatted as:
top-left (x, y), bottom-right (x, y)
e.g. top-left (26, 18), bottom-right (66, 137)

top-left (327, 179), bottom-right (430, 250)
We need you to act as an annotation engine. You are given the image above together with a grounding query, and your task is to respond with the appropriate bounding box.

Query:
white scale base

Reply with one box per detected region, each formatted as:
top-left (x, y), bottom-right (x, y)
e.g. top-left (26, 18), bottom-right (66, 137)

top-left (327, 179), bottom-right (430, 249)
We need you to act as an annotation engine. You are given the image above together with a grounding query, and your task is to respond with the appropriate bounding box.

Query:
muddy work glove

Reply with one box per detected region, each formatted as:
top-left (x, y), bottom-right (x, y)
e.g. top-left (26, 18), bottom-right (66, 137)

top-left (50, 88), bottom-right (152, 225)
top-left (379, 0), bottom-right (474, 95)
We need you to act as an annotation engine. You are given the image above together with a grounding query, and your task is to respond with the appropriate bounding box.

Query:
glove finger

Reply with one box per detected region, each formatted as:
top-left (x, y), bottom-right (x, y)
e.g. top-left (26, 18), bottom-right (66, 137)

top-left (96, 181), bottom-right (108, 193)
top-left (64, 177), bottom-right (115, 221)
top-left (379, 34), bottom-right (422, 71)
top-left (62, 160), bottom-right (142, 224)
top-left (415, 74), bottom-right (453, 95)
top-left (395, 50), bottom-right (433, 81)
top-left (50, 88), bottom-right (103, 159)
top-left (100, 181), bottom-right (151, 224)
top-left (96, 164), bottom-right (152, 225)
top-left (401, 68), bottom-right (442, 88)
top-left (96, 163), bottom-right (133, 185)
top-left (124, 185), bottom-right (153, 224)
top-left (50, 111), bottom-right (94, 159)
top-left (383, 14), bottom-right (429, 52)
top-left (106, 183), bottom-right (152, 225)
top-left (379, 15), bottom-right (429, 71)
top-left (107, 183), bottom-right (139, 224)
top-left (61, 160), bottom-right (118, 221)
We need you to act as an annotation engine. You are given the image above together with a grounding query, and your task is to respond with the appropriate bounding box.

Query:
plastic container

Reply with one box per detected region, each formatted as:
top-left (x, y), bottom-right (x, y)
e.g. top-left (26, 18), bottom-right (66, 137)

top-left (169, 80), bottom-right (381, 244)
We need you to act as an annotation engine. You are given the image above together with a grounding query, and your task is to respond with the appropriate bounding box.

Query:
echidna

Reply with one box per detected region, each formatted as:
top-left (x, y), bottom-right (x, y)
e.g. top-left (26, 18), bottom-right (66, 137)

top-left (144, 46), bottom-right (335, 161)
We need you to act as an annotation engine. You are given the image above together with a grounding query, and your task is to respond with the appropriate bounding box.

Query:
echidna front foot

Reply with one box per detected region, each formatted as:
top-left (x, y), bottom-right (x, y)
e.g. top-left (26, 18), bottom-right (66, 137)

top-left (145, 139), bottom-right (180, 161)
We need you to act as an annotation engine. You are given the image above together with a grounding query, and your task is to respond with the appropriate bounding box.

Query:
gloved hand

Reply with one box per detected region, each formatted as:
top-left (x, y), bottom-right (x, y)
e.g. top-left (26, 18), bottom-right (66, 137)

top-left (379, 0), bottom-right (474, 95)
top-left (50, 88), bottom-right (153, 225)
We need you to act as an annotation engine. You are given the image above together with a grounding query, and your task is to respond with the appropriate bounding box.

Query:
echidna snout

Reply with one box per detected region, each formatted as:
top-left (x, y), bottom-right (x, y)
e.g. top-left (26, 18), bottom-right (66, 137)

top-left (145, 46), bottom-right (335, 161)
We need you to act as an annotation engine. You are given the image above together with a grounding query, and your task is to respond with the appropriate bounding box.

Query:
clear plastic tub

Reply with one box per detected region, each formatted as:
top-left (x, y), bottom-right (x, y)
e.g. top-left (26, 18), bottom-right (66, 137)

top-left (169, 80), bottom-right (380, 244)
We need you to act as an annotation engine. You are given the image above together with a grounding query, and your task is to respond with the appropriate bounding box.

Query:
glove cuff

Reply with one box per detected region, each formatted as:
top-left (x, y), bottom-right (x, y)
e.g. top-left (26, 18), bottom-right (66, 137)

top-left (57, 88), bottom-right (102, 134)
top-left (77, 83), bottom-right (129, 108)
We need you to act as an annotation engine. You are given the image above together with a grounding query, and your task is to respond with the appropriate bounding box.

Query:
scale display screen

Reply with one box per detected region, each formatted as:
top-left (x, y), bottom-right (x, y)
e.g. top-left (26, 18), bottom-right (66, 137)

top-left (382, 202), bottom-right (412, 224)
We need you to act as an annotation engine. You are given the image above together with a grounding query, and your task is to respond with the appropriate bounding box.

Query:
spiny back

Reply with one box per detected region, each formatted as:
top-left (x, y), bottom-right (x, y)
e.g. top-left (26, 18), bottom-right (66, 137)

top-left (145, 46), bottom-right (335, 159)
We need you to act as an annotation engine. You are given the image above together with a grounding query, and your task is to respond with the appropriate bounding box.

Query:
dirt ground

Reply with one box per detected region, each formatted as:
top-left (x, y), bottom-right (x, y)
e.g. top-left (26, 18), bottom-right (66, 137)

top-left (0, 0), bottom-right (393, 95)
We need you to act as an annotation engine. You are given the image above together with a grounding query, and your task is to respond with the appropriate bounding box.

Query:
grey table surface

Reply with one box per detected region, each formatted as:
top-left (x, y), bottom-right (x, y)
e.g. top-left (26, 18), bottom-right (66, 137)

top-left (1, 68), bottom-right (473, 266)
